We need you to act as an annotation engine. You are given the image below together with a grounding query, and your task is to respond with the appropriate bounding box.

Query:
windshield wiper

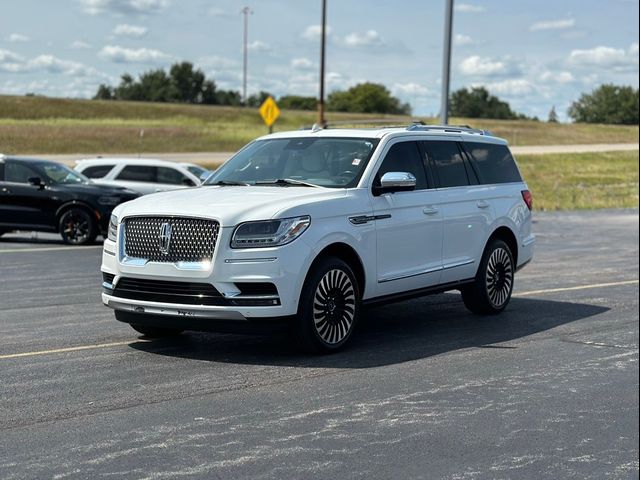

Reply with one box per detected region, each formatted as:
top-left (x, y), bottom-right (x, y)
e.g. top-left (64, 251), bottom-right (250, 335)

top-left (254, 178), bottom-right (321, 188)
top-left (208, 180), bottom-right (249, 186)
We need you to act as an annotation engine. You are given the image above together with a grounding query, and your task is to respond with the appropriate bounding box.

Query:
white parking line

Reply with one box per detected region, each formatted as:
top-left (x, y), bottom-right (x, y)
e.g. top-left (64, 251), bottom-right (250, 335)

top-left (1, 279), bottom-right (637, 361)
top-left (0, 245), bottom-right (103, 253)
top-left (514, 279), bottom-right (639, 297)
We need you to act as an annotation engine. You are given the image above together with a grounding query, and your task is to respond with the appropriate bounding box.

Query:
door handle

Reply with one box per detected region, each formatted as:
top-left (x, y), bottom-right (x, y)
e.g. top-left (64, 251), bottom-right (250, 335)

top-left (476, 200), bottom-right (490, 209)
top-left (423, 206), bottom-right (439, 215)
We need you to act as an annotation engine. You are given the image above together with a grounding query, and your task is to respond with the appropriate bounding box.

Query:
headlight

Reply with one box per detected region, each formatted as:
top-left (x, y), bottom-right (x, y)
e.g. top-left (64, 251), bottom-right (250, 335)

top-left (231, 216), bottom-right (310, 249)
top-left (107, 214), bottom-right (118, 242)
top-left (98, 196), bottom-right (122, 206)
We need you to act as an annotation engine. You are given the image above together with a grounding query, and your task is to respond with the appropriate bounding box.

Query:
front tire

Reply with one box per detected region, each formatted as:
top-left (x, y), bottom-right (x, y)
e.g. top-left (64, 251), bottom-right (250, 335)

top-left (295, 257), bottom-right (360, 353)
top-left (59, 208), bottom-right (97, 245)
top-left (462, 239), bottom-right (515, 315)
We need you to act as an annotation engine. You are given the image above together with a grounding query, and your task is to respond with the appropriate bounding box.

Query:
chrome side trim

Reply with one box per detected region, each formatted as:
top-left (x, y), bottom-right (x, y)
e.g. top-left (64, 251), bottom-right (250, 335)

top-left (223, 294), bottom-right (280, 301)
top-left (378, 265), bottom-right (443, 283)
top-left (102, 293), bottom-right (247, 321)
top-left (349, 214), bottom-right (392, 225)
top-left (103, 248), bottom-right (115, 257)
top-left (102, 281), bottom-right (113, 290)
top-left (522, 236), bottom-right (536, 247)
top-left (442, 259), bottom-right (475, 270)
top-left (224, 257), bottom-right (277, 264)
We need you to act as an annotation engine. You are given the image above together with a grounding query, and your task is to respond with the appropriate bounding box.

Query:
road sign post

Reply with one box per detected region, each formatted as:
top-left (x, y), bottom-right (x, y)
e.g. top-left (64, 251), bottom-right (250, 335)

top-left (259, 96), bottom-right (280, 133)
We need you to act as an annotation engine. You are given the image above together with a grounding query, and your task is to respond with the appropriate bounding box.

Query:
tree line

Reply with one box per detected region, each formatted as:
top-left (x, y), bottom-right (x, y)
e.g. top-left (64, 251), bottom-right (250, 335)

top-left (94, 62), bottom-right (639, 124)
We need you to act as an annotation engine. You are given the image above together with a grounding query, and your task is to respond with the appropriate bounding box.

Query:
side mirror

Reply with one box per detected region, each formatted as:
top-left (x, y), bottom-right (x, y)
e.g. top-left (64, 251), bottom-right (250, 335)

top-left (182, 178), bottom-right (196, 187)
top-left (374, 172), bottom-right (417, 195)
top-left (28, 177), bottom-right (45, 189)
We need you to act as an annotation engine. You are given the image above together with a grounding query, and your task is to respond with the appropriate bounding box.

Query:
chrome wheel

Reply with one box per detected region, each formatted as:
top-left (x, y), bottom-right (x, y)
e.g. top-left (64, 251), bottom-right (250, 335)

top-left (485, 247), bottom-right (513, 308)
top-left (313, 269), bottom-right (356, 345)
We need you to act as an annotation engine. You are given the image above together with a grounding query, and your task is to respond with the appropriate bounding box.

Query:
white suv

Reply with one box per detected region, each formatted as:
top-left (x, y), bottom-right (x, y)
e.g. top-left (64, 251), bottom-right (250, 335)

top-left (101, 124), bottom-right (535, 352)
top-left (75, 158), bottom-right (210, 195)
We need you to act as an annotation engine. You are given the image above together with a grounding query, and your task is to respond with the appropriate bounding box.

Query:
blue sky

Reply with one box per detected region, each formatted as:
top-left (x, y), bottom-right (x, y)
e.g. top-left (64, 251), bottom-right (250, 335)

top-left (1, 0), bottom-right (638, 120)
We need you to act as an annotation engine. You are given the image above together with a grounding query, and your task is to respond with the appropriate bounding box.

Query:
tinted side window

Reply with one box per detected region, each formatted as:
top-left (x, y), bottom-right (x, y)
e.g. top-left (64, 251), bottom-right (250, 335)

top-left (116, 165), bottom-right (157, 182)
top-left (5, 162), bottom-right (39, 184)
top-left (465, 142), bottom-right (522, 184)
top-left (0, 162), bottom-right (4, 181)
top-left (376, 141), bottom-right (428, 190)
top-left (82, 165), bottom-right (114, 179)
top-left (157, 167), bottom-right (190, 185)
top-left (426, 141), bottom-right (469, 188)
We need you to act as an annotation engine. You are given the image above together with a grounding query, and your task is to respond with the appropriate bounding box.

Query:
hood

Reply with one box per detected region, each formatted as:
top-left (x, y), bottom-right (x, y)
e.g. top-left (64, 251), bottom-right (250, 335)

top-left (59, 182), bottom-right (138, 197)
top-left (113, 185), bottom-right (350, 227)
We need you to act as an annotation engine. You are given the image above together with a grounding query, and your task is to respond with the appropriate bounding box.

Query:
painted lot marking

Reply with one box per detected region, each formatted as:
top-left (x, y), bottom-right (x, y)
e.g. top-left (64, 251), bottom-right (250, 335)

top-left (0, 245), bottom-right (103, 254)
top-left (0, 279), bottom-right (637, 361)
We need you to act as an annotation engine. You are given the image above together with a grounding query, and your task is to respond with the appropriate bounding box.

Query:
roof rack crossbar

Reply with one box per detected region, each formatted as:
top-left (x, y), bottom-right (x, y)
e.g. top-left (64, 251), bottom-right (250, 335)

top-left (406, 124), bottom-right (491, 136)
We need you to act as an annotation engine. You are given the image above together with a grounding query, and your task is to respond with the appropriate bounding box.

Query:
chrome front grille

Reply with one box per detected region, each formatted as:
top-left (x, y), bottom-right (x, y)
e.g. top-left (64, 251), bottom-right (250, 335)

top-left (123, 217), bottom-right (220, 263)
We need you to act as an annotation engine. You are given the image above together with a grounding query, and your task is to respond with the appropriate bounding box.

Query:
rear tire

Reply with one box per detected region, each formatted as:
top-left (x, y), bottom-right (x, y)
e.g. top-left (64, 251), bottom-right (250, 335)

top-left (59, 207), bottom-right (97, 245)
top-left (130, 324), bottom-right (183, 338)
top-left (295, 257), bottom-right (360, 353)
top-left (462, 239), bottom-right (515, 315)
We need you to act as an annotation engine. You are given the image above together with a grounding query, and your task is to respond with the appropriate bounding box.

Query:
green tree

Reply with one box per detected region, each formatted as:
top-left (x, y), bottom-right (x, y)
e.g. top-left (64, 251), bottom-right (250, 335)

top-left (169, 62), bottom-right (205, 103)
top-left (450, 87), bottom-right (518, 119)
top-left (278, 95), bottom-right (317, 110)
top-left (548, 105), bottom-right (559, 123)
top-left (568, 84), bottom-right (639, 124)
top-left (94, 84), bottom-right (114, 100)
top-left (215, 89), bottom-right (242, 106)
top-left (246, 91), bottom-right (272, 108)
top-left (327, 83), bottom-right (411, 114)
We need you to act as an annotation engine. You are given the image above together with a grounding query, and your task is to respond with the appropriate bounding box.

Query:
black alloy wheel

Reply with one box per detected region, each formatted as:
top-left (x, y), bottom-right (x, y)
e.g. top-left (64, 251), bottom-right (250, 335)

top-left (462, 239), bottom-right (515, 315)
top-left (59, 208), bottom-right (97, 245)
top-left (296, 257), bottom-right (360, 353)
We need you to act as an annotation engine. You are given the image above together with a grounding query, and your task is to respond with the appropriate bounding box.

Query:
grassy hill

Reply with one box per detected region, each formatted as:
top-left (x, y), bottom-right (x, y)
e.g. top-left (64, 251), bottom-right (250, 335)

top-left (0, 95), bottom-right (638, 154)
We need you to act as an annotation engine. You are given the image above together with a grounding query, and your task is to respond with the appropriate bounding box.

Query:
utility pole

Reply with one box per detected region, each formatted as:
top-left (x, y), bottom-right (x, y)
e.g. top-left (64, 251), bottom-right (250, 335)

top-left (241, 6), bottom-right (252, 106)
top-left (317, 0), bottom-right (327, 127)
top-left (440, 0), bottom-right (454, 125)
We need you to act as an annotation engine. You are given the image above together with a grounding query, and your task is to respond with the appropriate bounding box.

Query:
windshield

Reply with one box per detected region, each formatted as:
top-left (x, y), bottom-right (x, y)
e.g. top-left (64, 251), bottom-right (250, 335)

top-left (37, 162), bottom-right (89, 184)
top-left (205, 137), bottom-right (379, 188)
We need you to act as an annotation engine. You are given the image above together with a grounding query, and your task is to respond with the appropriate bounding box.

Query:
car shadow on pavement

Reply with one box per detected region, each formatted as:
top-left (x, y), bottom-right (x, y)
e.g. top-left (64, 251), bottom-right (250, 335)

top-left (129, 293), bottom-right (609, 369)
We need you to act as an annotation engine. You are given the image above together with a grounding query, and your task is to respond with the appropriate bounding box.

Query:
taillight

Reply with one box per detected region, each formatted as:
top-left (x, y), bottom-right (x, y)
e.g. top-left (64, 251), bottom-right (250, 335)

top-left (521, 190), bottom-right (533, 211)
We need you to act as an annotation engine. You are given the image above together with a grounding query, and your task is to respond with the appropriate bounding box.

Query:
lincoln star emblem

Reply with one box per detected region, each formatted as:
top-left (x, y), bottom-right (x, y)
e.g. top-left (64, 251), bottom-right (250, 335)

top-left (158, 222), bottom-right (172, 255)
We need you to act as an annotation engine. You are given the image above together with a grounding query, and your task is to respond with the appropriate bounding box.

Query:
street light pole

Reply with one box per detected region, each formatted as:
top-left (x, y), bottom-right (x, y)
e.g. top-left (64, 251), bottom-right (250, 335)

top-left (241, 6), bottom-right (252, 106)
top-left (317, 0), bottom-right (327, 127)
top-left (440, 0), bottom-right (454, 124)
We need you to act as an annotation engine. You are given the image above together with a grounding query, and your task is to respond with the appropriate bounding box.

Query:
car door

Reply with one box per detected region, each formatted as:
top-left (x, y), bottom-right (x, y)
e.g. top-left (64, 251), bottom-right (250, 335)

top-left (423, 139), bottom-right (495, 283)
top-left (0, 160), bottom-right (56, 230)
top-left (113, 165), bottom-right (159, 195)
top-left (371, 139), bottom-right (444, 297)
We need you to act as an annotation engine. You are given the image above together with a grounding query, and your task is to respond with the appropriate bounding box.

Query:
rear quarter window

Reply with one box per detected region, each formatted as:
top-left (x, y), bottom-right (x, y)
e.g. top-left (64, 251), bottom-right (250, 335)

top-left (81, 164), bottom-right (114, 179)
top-left (465, 142), bottom-right (522, 184)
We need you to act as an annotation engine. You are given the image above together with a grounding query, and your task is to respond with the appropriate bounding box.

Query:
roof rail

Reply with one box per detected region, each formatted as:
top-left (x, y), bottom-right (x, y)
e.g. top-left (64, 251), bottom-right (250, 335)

top-left (406, 123), bottom-right (492, 136)
top-left (301, 118), bottom-right (423, 130)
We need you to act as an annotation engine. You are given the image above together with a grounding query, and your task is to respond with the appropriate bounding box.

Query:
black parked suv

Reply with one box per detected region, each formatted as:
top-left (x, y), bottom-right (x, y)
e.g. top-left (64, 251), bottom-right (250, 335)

top-left (0, 156), bottom-right (139, 245)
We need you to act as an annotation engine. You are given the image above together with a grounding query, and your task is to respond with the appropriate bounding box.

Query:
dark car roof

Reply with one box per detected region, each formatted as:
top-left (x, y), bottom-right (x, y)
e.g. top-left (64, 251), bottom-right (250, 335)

top-left (0, 155), bottom-right (59, 164)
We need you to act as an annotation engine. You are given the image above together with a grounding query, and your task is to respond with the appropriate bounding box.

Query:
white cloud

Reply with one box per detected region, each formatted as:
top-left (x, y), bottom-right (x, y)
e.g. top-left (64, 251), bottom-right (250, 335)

top-left (113, 24), bottom-right (148, 37)
top-left (7, 33), bottom-right (30, 43)
top-left (568, 44), bottom-right (638, 70)
top-left (459, 55), bottom-right (521, 76)
top-left (247, 40), bottom-right (271, 52)
top-left (454, 3), bottom-right (485, 13)
top-left (343, 30), bottom-right (384, 48)
top-left (0, 50), bottom-right (100, 77)
top-left (454, 34), bottom-right (473, 46)
top-left (393, 82), bottom-right (430, 96)
top-left (302, 25), bottom-right (332, 41)
top-left (291, 58), bottom-right (313, 70)
top-left (208, 7), bottom-right (226, 17)
top-left (198, 55), bottom-right (238, 69)
top-left (529, 18), bottom-right (575, 32)
top-left (539, 70), bottom-right (575, 84)
top-left (99, 45), bottom-right (171, 63)
top-left (475, 79), bottom-right (536, 96)
top-left (79, 0), bottom-right (168, 15)
top-left (69, 40), bottom-right (92, 49)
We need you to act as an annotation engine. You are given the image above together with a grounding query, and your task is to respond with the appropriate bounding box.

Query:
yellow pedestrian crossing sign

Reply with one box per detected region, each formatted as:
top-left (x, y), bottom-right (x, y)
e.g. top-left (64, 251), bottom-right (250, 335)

top-left (259, 96), bottom-right (280, 129)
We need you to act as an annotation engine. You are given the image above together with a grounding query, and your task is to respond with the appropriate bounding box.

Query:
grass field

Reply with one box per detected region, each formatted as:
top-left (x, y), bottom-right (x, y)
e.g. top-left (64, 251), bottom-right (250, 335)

top-left (517, 150), bottom-right (639, 210)
top-left (1, 95), bottom-right (638, 154)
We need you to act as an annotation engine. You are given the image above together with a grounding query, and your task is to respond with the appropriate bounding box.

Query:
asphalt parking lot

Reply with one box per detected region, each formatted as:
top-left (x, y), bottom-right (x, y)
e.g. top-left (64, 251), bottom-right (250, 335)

top-left (0, 209), bottom-right (638, 479)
